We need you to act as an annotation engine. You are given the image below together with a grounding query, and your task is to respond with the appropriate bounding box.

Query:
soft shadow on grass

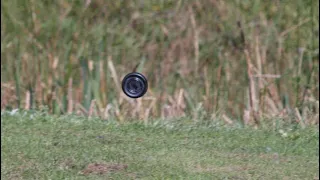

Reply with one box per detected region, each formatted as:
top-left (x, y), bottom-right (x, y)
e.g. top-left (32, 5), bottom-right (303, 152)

top-left (1, 111), bottom-right (319, 179)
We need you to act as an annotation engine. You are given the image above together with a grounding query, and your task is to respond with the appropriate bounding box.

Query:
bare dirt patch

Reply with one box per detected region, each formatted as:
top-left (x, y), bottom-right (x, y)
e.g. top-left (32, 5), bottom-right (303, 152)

top-left (79, 162), bottom-right (128, 175)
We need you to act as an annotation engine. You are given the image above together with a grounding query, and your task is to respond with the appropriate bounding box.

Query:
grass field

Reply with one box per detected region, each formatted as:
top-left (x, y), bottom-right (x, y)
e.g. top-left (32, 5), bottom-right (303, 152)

top-left (1, 110), bottom-right (319, 179)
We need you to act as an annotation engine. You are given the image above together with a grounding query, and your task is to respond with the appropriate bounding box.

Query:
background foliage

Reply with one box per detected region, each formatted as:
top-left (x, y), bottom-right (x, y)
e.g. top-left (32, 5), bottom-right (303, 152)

top-left (1, 0), bottom-right (319, 127)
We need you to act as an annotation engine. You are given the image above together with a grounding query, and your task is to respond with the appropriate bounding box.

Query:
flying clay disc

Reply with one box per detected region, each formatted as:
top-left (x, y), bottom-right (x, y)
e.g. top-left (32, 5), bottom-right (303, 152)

top-left (122, 72), bottom-right (148, 98)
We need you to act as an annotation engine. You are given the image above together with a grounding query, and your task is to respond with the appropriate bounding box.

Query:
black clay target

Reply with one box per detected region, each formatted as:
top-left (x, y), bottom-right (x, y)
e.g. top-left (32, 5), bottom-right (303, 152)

top-left (122, 72), bottom-right (148, 98)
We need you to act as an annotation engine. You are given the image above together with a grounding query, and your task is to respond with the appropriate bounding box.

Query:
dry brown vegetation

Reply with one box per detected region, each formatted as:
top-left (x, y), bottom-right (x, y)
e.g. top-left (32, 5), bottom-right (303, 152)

top-left (1, 0), bottom-right (319, 127)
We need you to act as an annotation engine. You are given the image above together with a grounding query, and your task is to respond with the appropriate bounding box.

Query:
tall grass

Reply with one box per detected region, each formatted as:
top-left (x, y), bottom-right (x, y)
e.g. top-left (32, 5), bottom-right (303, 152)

top-left (1, 0), bottom-right (319, 127)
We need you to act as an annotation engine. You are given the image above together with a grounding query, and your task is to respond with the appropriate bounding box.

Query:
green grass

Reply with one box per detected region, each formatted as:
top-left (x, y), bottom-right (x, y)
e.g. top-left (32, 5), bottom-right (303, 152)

top-left (1, 111), bottom-right (319, 179)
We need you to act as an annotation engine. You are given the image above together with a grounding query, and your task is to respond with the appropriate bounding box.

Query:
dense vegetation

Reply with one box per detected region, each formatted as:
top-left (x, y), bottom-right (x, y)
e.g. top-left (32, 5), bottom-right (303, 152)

top-left (1, 0), bottom-right (319, 127)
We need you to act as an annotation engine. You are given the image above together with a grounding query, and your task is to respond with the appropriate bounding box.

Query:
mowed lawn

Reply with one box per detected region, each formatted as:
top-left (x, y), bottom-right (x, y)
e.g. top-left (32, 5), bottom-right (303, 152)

top-left (1, 112), bottom-right (319, 180)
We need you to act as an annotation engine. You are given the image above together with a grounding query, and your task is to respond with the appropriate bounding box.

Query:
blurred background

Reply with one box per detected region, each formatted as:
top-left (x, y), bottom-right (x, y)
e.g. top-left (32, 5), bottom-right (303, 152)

top-left (1, 0), bottom-right (319, 127)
